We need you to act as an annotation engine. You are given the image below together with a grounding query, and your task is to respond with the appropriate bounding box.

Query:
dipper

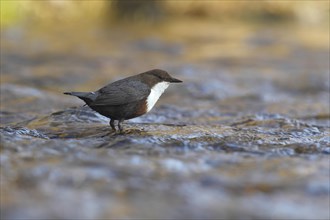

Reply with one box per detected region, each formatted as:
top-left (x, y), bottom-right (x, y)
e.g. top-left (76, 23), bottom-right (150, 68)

top-left (64, 69), bottom-right (182, 132)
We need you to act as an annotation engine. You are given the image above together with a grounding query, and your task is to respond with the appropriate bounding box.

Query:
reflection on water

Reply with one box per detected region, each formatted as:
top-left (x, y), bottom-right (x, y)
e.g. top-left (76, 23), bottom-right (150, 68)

top-left (1, 13), bottom-right (329, 220)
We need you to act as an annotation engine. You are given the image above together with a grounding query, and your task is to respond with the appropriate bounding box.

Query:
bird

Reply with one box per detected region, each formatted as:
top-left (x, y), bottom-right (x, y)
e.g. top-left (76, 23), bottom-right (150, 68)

top-left (64, 69), bottom-right (182, 132)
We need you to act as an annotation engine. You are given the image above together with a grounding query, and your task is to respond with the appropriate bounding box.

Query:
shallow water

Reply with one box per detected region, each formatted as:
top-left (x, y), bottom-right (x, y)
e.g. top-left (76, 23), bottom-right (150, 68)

top-left (1, 20), bottom-right (329, 219)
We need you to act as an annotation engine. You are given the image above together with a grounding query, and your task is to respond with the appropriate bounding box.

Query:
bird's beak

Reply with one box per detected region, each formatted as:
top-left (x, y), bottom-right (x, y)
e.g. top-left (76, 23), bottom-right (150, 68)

top-left (169, 77), bottom-right (183, 83)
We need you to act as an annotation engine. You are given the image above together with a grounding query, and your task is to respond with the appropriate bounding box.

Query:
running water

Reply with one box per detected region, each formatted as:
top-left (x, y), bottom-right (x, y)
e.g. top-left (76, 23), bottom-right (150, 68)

top-left (1, 19), bottom-right (329, 219)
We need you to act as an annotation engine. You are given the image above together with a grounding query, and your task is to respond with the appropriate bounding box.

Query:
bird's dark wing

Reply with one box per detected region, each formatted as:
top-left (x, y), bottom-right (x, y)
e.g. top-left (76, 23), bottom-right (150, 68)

top-left (91, 79), bottom-right (150, 106)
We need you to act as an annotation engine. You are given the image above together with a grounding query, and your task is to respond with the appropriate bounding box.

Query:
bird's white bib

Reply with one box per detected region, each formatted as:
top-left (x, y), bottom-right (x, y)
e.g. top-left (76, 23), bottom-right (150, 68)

top-left (146, 82), bottom-right (170, 112)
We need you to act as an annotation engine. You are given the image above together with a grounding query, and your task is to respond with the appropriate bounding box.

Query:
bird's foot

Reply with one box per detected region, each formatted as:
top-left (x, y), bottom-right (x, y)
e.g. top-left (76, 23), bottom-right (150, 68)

top-left (118, 119), bottom-right (124, 134)
top-left (110, 119), bottom-right (116, 131)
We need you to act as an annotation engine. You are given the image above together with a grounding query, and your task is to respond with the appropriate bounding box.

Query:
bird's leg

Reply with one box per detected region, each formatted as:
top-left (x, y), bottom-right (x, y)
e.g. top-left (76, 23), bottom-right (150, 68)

top-left (110, 119), bottom-right (116, 131)
top-left (118, 119), bottom-right (124, 133)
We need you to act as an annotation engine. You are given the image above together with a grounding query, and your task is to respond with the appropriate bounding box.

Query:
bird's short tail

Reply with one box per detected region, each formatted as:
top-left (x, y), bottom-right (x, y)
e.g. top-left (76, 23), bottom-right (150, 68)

top-left (64, 91), bottom-right (96, 104)
top-left (64, 92), bottom-right (87, 97)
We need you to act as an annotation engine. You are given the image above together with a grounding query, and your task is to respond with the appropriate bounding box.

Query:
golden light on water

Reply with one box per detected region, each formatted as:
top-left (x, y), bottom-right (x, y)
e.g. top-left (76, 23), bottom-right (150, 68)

top-left (1, 1), bottom-right (329, 27)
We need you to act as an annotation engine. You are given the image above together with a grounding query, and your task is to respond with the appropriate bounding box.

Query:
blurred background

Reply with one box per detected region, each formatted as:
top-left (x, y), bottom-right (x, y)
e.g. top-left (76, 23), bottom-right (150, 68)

top-left (1, 1), bottom-right (329, 219)
top-left (1, 1), bottom-right (329, 89)
top-left (1, 0), bottom-right (329, 111)
top-left (1, 0), bottom-right (329, 118)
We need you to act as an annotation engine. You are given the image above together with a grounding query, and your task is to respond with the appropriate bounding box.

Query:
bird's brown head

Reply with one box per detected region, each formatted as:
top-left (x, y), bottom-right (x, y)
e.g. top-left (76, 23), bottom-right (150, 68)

top-left (141, 69), bottom-right (182, 86)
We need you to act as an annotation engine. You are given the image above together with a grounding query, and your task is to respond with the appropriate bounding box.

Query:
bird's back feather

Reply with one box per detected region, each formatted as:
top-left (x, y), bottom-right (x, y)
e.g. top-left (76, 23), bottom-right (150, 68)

top-left (91, 78), bottom-right (150, 106)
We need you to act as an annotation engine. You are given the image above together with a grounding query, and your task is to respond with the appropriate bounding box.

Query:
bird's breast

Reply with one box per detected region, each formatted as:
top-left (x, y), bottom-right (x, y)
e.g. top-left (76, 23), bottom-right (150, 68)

top-left (146, 82), bottom-right (170, 112)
